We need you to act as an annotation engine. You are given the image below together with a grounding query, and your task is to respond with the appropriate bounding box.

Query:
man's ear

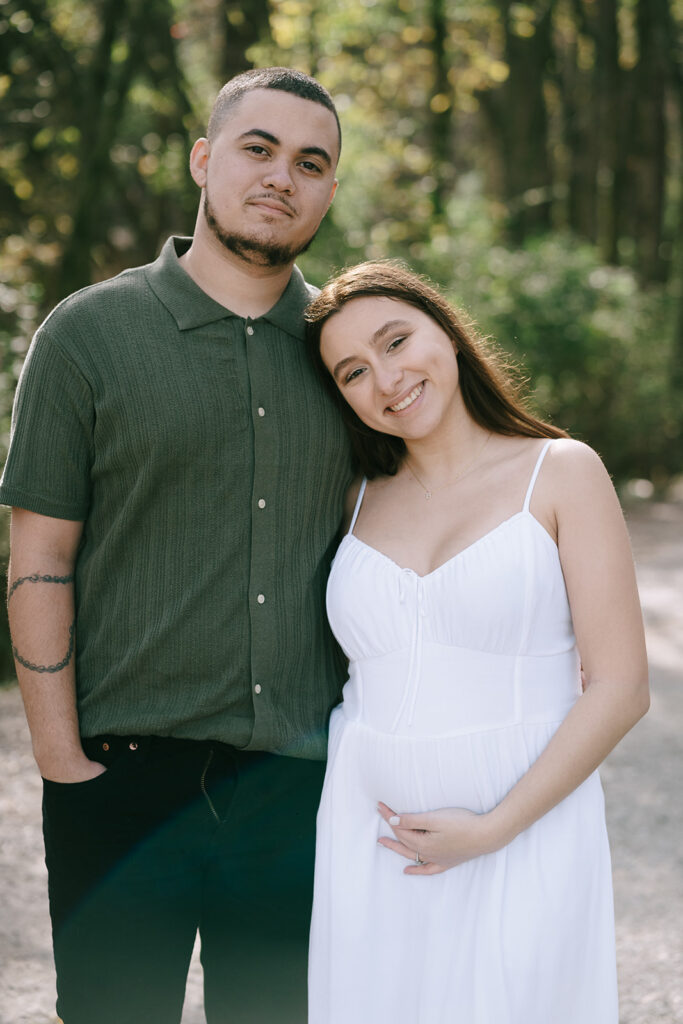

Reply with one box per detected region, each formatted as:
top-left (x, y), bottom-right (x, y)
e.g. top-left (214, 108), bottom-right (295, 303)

top-left (188, 138), bottom-right (210, 188)
top-left (326, 179), bottom-right (339, 212)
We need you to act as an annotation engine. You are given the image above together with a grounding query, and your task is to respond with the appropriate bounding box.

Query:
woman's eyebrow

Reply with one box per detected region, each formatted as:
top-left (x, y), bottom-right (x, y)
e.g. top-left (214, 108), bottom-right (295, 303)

top-left (371, 319), bottom-right (410, 343)
top-left (331, 320), bottom-right (410, 380)
top-left (332, 355), bottom-right (356, 381)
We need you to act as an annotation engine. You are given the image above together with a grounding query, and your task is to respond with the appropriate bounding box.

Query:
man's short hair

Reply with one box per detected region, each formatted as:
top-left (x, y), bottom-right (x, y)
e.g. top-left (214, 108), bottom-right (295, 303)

top-left (207, 67), bottom-right (341, 152)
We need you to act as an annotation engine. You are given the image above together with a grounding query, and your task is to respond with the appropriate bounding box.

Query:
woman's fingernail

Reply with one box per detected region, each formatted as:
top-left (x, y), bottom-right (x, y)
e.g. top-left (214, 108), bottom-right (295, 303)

top-left (389, 815), bottom-right (400, 826)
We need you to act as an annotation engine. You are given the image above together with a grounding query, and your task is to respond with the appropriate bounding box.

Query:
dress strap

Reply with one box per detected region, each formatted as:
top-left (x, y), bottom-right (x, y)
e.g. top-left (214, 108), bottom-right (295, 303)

top-left (523, 440), bottom-right (554, 512)
top-left (348, 477), bottom-right (368, 535)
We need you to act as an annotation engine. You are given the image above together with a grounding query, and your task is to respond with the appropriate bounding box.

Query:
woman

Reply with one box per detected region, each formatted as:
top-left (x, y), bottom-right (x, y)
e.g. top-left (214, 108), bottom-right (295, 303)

top-left (304, 262), bottom-right (649, 1023)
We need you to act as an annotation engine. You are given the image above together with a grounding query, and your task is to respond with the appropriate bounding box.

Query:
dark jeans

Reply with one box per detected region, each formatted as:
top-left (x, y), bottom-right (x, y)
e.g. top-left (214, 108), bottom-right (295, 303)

top-left (42, 734), bottom-right (326, 1024)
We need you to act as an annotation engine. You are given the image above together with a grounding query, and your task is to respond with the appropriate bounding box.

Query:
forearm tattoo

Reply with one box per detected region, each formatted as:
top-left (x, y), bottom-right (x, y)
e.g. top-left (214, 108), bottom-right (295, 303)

top-left (8, 573), bottom-right (76, 674)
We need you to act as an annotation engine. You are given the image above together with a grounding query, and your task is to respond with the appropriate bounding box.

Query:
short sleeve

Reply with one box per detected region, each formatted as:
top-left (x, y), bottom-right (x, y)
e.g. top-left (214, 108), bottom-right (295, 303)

top-left (0, 326), bottom-right (93, 520)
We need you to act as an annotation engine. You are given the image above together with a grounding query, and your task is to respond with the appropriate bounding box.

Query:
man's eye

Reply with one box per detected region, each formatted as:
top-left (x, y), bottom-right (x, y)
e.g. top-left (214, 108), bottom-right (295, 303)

top-left (300, 160), bottom-right (322, 173)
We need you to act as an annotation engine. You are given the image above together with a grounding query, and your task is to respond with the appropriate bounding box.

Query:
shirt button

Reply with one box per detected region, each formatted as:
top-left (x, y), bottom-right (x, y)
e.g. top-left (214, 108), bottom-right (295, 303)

top-left (128, 741), bottom-right (138, 751)
top-left (257, 498), bottom-right (266, 509)
top-left (246, 325), bottom-right (254, 336)
top-left (257, 407), bottom-right (265, 417)
top-left (254, 684), bottom-right (262, 695)
top-left (257, 593), bottom-right (265, 604)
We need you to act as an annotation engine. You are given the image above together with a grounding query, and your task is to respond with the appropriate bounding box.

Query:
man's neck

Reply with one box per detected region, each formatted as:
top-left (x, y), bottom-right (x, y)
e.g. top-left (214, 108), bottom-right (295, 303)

top-left (179, 230), bottom-right (294, 319)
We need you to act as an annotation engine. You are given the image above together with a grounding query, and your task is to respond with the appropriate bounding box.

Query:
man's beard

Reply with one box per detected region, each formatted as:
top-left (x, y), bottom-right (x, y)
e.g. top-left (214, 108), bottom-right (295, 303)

top-left (203, 191), bottom-right (317, 268)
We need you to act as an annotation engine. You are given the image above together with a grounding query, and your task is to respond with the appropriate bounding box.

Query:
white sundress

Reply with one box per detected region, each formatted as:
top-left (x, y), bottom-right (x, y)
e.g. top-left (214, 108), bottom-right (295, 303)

top-left (308, 440), bottom-right (618, 1023)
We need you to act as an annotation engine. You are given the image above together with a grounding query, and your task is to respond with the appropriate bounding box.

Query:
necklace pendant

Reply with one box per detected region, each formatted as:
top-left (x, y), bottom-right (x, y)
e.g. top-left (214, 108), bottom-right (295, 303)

top-left (424, 491), bottom-right (432, 500)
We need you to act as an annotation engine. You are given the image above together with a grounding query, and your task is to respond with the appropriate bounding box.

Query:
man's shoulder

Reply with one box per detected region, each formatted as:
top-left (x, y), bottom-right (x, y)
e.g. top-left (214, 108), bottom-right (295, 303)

top-left (302, 278), bottom-right (320, 301)
top-left (42, 261), bottom-right (155, 339)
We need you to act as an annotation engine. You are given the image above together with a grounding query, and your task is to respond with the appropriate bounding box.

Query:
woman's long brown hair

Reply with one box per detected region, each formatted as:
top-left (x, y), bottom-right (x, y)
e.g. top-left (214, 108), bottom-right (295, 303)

top-left (305, 260), bottom-right (568, 478)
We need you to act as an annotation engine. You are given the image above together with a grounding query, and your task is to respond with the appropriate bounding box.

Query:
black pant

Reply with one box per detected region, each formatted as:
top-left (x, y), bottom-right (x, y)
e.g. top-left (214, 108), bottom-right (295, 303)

top-left (42, 735), bottom-right (326, 1024)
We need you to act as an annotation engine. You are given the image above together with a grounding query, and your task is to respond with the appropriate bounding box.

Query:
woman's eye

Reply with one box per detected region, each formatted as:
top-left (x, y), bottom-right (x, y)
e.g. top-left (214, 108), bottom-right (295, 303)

top-left (388, 335), bottom-right (406, 351)
top-left (345, 367), bottom-right (364, 384)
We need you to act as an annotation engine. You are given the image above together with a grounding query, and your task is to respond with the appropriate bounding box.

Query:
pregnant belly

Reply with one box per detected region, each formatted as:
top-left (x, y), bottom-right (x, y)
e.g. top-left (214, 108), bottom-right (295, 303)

top-left (326, 706), bottom-right (567, 815)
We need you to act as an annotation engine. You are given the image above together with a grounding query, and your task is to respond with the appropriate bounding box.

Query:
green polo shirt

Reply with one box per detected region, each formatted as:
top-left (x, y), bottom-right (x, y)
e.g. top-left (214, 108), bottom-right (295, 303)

top-left (0, 237), bottom-right (353, 758)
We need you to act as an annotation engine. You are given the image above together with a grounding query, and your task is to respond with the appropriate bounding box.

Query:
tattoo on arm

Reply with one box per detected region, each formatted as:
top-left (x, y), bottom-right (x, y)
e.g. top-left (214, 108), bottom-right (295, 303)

top-left (13, 625), bottom-right (75, 674)
top-left (8, 573), bottom-right (76, 674)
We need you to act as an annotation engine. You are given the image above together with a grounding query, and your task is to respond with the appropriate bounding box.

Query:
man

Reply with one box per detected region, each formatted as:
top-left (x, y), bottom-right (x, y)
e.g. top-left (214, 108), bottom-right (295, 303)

top-left (0, 67), bottom-right (353, 1024)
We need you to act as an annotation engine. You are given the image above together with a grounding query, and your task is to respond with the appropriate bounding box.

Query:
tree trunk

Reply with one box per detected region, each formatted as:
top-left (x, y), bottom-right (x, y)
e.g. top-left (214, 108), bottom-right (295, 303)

top-left (561, 27), bottom-right (599, 243)
top-left (219, 0), bottom-right (271, 83)
top-left (56, 0), bottom-right (195, 298)
top-left (56, 0), bottom-right (126, 297)
top-left (428, 0), bottom-right (453, 220)
top-left (594, 0), bottom-right (622, 263)
top-left (496, 0), bottom-right (555, 242)
top-left (630, 0), bottom-right (668, 282)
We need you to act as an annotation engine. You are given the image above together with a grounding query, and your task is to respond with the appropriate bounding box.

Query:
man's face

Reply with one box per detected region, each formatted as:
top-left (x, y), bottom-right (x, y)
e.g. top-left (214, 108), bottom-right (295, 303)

top-left (192, 88), bottom-right (339, 268)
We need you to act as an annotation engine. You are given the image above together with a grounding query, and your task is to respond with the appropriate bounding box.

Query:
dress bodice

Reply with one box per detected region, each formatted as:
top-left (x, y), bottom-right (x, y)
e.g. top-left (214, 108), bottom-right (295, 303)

top-left (326, 442), bottom-right (582, 737)
top-left (328, 510), bottom-right (574, 661)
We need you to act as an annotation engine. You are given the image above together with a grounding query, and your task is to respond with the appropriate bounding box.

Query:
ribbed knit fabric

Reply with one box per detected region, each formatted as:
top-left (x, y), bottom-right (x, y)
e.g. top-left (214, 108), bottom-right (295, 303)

top-left (0, 237), bottom-right (353, 758)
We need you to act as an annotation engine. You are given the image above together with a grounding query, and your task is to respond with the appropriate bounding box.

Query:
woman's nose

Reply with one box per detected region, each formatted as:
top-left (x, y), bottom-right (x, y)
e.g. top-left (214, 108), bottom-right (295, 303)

top-left (376, 364), bottom-right (403, 395)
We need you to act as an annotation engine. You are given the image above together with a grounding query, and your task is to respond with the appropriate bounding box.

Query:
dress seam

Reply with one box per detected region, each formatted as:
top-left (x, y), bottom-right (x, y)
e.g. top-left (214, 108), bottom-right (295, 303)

top-left (338, 709), bottom-right (575, 741)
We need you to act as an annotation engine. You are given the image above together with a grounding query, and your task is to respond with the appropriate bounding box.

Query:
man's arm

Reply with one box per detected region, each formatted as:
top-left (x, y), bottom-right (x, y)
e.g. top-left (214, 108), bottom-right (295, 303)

top-left (8, 508), bottom-right (105, 782)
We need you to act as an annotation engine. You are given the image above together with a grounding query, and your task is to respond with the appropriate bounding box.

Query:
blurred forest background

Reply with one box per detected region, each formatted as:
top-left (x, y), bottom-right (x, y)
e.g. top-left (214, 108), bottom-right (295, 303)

top-left (0, 0), bottom-right (682, 674)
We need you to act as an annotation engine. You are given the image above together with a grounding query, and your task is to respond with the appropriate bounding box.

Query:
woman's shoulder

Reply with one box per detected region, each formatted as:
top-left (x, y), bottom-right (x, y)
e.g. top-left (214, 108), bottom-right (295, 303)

top-left (542, 437), bottom-right (609, 479)
top-left (341, 472), bottom-right (398, 532)
top-left (489, 435), bottom-right (603, 486)
top-left (341, 476), bottom-right (365, 533)
top-left (537, 437), bottom-right (617, 511)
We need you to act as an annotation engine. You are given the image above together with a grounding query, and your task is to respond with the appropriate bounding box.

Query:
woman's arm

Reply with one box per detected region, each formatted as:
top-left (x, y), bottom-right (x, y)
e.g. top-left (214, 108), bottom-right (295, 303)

top-left (379, 440), bottom-right (649, 873)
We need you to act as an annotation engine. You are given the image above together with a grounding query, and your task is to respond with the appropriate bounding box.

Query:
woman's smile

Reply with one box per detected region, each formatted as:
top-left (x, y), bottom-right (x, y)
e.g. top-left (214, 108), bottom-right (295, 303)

top-left (387, 382), bottom-right (425, 414)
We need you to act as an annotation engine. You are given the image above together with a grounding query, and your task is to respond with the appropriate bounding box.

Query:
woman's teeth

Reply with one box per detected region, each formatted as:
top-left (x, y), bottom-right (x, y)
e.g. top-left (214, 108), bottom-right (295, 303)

top-left (389, 383), bottom-right (423, 412)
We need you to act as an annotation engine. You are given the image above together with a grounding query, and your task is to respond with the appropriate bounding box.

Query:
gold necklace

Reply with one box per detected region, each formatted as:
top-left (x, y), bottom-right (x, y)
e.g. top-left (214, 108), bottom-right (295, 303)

top-left (405, 432), bottom-right (492, 500)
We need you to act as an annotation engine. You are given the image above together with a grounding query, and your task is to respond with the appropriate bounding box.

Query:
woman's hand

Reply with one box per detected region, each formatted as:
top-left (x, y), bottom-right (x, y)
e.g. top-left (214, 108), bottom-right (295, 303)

top-left (377, 801), bottom-right (504, 875)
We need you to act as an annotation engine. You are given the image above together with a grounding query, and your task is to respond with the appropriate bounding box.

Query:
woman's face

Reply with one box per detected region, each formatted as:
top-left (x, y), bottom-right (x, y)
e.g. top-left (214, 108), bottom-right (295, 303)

top-left (319, 295), bottom-right (461, 441)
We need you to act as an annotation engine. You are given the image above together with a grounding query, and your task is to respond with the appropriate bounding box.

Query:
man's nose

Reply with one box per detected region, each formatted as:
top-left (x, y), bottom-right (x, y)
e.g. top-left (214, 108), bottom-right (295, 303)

top-left (262, 160), bottom-right (295, 194)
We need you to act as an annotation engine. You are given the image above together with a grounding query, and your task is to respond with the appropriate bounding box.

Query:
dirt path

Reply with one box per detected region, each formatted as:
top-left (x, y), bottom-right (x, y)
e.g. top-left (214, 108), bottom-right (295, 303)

top-left (1, 501), bottom-right (681, 1024)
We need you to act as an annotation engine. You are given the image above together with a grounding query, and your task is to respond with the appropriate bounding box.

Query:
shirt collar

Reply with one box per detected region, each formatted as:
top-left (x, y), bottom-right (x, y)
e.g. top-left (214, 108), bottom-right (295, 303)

top-left (145, 236), bottom-right (316, 340)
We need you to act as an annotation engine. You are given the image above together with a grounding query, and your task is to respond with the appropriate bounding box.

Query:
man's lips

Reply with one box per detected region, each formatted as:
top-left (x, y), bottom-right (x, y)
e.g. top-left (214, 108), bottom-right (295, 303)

top-left (247, 195), bottom-right (295, 217)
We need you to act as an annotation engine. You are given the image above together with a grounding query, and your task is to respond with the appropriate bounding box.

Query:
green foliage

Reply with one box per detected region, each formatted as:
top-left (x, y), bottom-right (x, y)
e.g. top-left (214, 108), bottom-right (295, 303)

top-left (473, 243), bottom-right (678, 485)
top-left (0, 0), bottom-right (201, 305)
top-left (452, 234), bottom-right (678, 486)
